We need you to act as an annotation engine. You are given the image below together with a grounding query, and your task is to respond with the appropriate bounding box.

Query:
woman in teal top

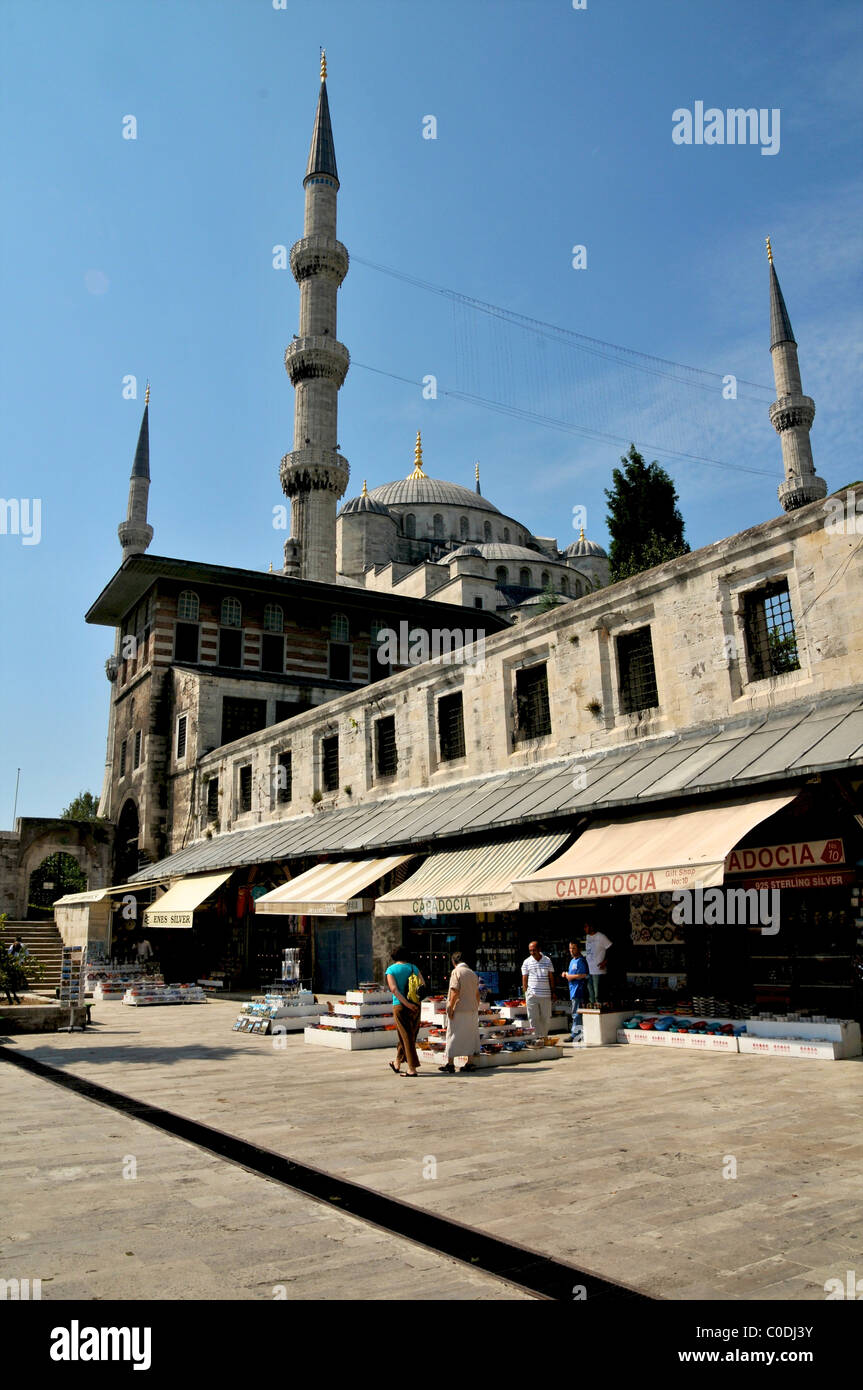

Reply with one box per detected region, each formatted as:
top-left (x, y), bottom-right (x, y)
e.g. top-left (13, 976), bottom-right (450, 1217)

top-left (385, 946), bottom-right (425, 1077)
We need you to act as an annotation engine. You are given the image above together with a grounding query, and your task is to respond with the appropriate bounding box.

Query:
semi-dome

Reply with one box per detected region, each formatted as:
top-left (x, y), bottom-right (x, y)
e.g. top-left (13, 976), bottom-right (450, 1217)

top-left (447, 542), bottom-right (557, 564)
top-left (447, 544), bottom-right (483, 559)
top-left (368, 476), bottom-right (501, 512)
top-left (565, 528), bottom-right (608, 559)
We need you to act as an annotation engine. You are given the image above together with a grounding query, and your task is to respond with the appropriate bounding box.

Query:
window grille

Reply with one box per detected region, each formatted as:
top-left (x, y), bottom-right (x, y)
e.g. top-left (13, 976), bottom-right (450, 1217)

top-left (277, 752), bottom-right (292, 804)
top-left (221, 597), bottom-right (242, 627)
top-left (438, 692), bottom-right (466, 762)
top-left (206, 777), bottom-right (219, 820)
top-left (263, 603), bottom-right (283, 633)
top-left (178, 590), bottom-right (199, 621)
top-left (743, 580), bottom-right (800, 680)
top-left (238, 764), bottom-right (252, 813)
top-left (176, 714), bottom-right (187, 761)
top-left (375, 715), bottom-right (398, 777)
top-left (515, 664), bottom-right (552, 739)
top-left (322, 735), bottom-right (339, 791)
top-left (617, 627), bottom-right (659, 713)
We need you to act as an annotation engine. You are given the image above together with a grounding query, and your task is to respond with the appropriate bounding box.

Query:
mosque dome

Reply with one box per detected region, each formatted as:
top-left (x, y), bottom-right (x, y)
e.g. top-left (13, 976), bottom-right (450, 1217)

top-left (367, 431), bottom-right (501, 513)
top-left (447, 542), bottom-right (554, 564)
top-left (339, 481), bottom-right (393, 517)
top-left (565, 529), bottom-right (608, 559)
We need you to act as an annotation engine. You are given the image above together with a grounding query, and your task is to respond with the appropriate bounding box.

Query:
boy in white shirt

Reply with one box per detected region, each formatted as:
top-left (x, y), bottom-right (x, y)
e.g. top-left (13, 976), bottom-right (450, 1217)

top-left (584, 923), bottom-right (612, 1005)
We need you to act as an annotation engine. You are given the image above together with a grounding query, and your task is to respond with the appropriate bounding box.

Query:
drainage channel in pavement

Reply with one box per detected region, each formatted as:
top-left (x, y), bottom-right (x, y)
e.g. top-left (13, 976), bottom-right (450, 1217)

top-left (1, 1046), bottom-right (650, 1303)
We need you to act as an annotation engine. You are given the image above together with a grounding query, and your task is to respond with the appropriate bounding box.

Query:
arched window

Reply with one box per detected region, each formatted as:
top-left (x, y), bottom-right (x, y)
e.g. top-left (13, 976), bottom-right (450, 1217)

top-left (405, 513), bottom-right (416, 539)
top-left (484, 520), bottom-right (492, 542)
top-left (221, 597), bottom-right (242, 627)
top-left (178, 590), bottom-right (199, 621)
top-left (560, 576), bottom-right (569, 595)
top-left (574, 578), bottom-right (582, 598)
top-left (541, 571), bottom-right (550, 588)
top-left (503, 527), bottom-right (510, 542)
top-left (496, 566), bottom-right (508, 585)
top-left (330, 613), bottom-right (349, 642)
top-left (459, 516), bottom-right (469, 539)
top-left (263, 604), bottom-right (283, 633)
top-left (433, 513), bottom-right (444, 539)
top-left (519, 568), bottom-right (531, 587)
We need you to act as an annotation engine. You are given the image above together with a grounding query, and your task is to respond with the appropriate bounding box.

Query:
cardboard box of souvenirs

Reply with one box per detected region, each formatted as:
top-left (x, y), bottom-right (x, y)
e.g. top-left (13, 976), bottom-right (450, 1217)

top-left (304, 1024), bottom-right (396, 1050)
top-left (617, 1028), bottom-right (739, 1052)
top-left (738, 1036), bottom-right (843, 1061)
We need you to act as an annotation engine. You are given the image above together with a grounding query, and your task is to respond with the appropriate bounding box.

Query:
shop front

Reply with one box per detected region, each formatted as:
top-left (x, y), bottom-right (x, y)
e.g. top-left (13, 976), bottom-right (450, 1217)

top-left (254, 855), bottom-right (415, 995)
top-left (374, 831), bottom-right (569, 995)
top-left (511, 787), bottom-right (863, 1054)
top-left (143, 870), bottom-right (236, 985)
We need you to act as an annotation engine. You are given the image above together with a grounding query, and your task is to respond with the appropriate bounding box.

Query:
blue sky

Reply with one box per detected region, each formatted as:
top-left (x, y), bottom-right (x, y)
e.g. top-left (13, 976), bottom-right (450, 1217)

top-left (1, 0), bottom-right (861, 820)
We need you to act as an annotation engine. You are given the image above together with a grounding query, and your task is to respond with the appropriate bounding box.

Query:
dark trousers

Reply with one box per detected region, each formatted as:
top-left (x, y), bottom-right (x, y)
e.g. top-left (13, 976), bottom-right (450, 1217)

top-left (393, 1002), bottom-right (420, 1071)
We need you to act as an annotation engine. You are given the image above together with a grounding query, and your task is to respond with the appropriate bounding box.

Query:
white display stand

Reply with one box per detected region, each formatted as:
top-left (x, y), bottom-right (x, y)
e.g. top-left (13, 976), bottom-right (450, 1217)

top-left (305, 983), bottom-right (397, 1050)
top-left (615, 1015), bottom-right (861, 1061)
top-left (417, 1045), bottom-right (563, 1069)
top-left (304, 1024), bottom-right (396, 1051)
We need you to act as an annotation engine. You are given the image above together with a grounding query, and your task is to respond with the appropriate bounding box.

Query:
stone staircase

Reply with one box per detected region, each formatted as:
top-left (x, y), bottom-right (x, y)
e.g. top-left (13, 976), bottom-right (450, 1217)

top-left (3, 921), bottom-right (64, 991)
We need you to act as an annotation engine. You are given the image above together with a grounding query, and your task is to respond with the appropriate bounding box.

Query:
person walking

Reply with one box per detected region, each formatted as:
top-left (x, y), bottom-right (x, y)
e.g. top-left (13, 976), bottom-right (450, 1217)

top-left (441, 952), bottom-right (481, 1075)
top-left (561, 940), bottom-right (589, 1044)
top-left (521, 941), bottom-right (555, 1039)
top-left (136, 936), bottom-right (153, 964)
top-left (385, 945), bottom-right (425, 1078)
top-left (584, 923), bottom-right (613, 1005)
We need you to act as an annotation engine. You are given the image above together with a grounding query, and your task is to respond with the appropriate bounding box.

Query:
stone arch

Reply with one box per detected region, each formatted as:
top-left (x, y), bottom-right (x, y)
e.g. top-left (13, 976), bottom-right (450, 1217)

top-left (115, 799), bottom-right (140, 884)
top-left (10, 819), bottom-right (112, 922)
top-left (27, 851), bottom-right (87, 919)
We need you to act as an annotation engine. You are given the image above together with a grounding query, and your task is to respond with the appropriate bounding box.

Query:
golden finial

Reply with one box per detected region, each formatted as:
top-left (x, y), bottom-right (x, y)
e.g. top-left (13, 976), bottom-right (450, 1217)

top-left (475, 461), bottom-right (480, 481)
top-left (410, 430), bottom-right (426, 479)
top-left (765, 236), bottom-right (773, 265)
top-left (579, 526), bottom-right (586, 542)
top-left (361, 479), bottom-right (368, 495)
top-left (320, 49), bottom-right (327, 82)
top-left (144, 380), bottom-right (150, 406)
top-left (268, 561), bottom-right (273, 573)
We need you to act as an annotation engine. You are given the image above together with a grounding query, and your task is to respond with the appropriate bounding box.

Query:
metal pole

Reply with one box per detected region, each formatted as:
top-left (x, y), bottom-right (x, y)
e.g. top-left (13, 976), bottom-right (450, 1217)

top-left (12, 767), bottom-right (21, 825)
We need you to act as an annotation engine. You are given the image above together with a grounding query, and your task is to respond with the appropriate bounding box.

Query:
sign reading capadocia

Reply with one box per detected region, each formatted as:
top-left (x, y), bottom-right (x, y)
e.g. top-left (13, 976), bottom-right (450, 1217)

top-left (724, 839), bottom-right (844, 874)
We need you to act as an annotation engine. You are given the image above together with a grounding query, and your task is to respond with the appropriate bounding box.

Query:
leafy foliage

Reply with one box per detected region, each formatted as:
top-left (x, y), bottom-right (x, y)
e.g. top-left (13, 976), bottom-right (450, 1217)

top-left (605, 445), bottom-right (689, 582)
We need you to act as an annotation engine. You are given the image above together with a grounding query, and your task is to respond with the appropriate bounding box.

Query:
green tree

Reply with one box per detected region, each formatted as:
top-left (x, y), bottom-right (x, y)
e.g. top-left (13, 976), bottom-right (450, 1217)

top-left (604, 445), bottom-right (689, 582)
top-left (60, 791), bottom-right (101, 821)
top-left (537, 577), bottom-right (560, 613)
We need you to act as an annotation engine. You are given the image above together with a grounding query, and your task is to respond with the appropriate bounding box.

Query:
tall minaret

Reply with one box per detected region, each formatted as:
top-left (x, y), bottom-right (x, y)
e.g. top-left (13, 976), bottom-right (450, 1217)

top-left (766, 240), bottom-right (827, 513)
top-left (281, 51), bottom-right (350, 583)
top-left (118, 385), bottom-right (154, 559)
top-left (99, 389), bottom-right (154, 817)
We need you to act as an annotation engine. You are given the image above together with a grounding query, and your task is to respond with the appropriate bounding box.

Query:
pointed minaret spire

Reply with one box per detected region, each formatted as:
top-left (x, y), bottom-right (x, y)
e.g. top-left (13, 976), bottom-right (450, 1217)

top-left (281, 54), bottom-right (350, 582)
top-left (118, 388), bottom-right (154, 559)
top-left (475, 460), bottom-right (481, 495)
top-left (765, 240), bottom-right (827, 512)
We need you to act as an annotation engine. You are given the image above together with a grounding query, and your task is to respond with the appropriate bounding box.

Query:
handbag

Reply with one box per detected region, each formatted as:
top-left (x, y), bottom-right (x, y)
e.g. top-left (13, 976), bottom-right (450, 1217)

top-left (406, 966), bottom-right (426, 1004)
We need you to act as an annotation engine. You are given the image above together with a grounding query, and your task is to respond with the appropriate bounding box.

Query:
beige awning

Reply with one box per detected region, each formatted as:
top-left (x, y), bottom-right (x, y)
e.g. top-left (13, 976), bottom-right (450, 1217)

top-left (512, 794), bottom-right (797, 902)
top-left (254, 855), bottom-right (415, 916)
top-left (144, 871), bottom-right (233, 928)
top-left (375, 831), bottom-right (570, 918)
top-left (53, 883), bottom-right (152, 907)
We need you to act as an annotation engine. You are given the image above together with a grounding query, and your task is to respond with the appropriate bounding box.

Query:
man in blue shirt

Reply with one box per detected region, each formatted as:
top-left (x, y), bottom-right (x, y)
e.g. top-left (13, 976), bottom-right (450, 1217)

top-left (561, 940), bottom-right (589, 1045)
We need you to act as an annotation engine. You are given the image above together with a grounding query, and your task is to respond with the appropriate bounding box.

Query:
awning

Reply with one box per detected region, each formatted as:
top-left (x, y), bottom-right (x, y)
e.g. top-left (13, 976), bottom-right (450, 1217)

top-left (53, 883), bottom-right (151, 907)
top-left (512, 793), bottom-right (797, 901)
top-left (375, 831), bottom-right (570, 917)
top-left (254, 855), bottom-right (415, 916)
top-left (143, 871), bottom-right (233, 928)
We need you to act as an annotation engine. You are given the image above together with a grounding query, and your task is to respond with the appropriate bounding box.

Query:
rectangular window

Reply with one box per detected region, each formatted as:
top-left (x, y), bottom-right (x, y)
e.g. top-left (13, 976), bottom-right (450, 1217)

top-left (174, 622), bottom-right (199, 663)
top-left (238, 764), bottom-right (252, 814)
top-left (375, 715), bottom-right (397, 777)
top-left (743, 580), bottom-right (800, 681)
top-left (133, 730), bottom-right (143, 768)
top-left (515, 663), bottom-right (552, 740)
top-left (176, 714), bottom-right (187, 762)
top-left (328, 641), bottom-right (352, 681)
top-left (206, 777), bottom-right (219, 820)
top-left (261, 633), bottom-right (285, 674)
top-left (617, 627), bottom-right (659, 714)
top-left (221, 697), bottom-right (267, 746)
top-left (219, 627), bottom-right (243, 667)
top-left (277, 751), bottom-right (292, 804)
top-left (119, 739), bottom-right (127, 779)
top-left (438, 692), bottom-right (466, 762)
top-left (474, 597), bottom-right (483, 608)
top-left (322, 735), bottom-right (339, 792)
top-left (275, 698), bottom-right (313, 723)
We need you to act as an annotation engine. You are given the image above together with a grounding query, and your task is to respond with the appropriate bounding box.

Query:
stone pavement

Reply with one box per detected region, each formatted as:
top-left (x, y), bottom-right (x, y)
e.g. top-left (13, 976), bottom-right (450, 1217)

top-left (0, 1063), bottom-right (530, 1301)
top-left (3, 1000), bottom-right (862, 1301)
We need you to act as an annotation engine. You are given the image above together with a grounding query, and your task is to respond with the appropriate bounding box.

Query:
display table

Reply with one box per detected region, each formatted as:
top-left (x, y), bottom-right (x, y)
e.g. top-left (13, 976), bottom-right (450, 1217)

top-left (233, 992), bottom-right (326, 1034)
top-left (616, 1013), bottom-right (861, 1061)
top-left (304, 985), bottom-right (397, 1050)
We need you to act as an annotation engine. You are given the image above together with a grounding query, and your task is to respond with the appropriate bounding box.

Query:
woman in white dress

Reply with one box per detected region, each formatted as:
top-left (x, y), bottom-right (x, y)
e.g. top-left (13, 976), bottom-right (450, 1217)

top-left (441, 952), bottom-right (481, 1075)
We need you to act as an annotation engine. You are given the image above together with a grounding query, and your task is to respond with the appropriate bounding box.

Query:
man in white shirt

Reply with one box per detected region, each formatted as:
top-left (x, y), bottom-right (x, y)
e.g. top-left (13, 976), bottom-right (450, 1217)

top-left (521, 941), bottom-right (555, 1038)
top-left (584, 924), bottom-right (612, 1005)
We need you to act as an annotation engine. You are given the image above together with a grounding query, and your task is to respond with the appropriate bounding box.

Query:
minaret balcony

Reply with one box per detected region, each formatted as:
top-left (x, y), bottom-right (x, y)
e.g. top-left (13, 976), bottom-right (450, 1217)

top-left (769, 394), bottom-right (815, 433)
top-left (280, 447), bottom-right (350, 498)
top-left (284, 336), bottom-right (350, 387)
top-left (290, 235), bottom-right (349, 285)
